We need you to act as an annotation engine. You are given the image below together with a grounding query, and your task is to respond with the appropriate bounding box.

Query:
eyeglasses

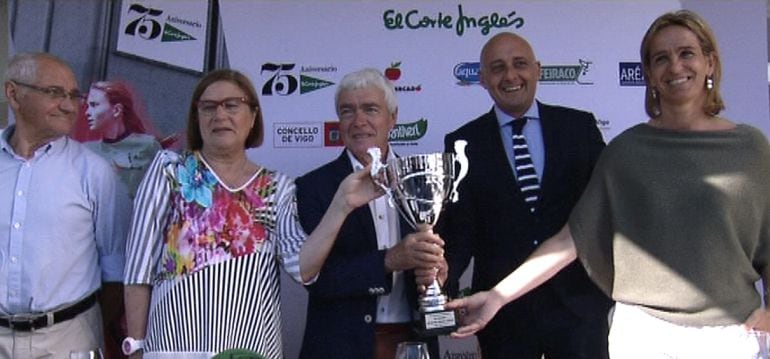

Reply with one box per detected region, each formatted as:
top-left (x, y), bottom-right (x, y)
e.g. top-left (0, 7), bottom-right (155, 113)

top-left (12, 80), bottom-right (85, 103)
top-left (195, 97), bottom-right (255, 117)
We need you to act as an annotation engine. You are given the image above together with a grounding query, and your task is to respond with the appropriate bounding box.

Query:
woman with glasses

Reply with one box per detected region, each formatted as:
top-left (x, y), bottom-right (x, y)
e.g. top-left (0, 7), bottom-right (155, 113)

top-left (122, 69), bottom-right (381, 358)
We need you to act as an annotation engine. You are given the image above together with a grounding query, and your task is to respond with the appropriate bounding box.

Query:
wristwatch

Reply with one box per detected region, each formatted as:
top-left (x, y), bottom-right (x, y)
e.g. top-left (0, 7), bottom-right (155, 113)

top-left (122, 337), bottom-right (146, 355)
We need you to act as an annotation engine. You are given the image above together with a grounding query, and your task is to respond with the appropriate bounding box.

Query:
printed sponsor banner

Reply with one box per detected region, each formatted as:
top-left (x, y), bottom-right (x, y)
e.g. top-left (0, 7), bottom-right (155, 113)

top-left (273, 122), bottom-right (324, 148)
top-left (619, 62), bottom-right (646, 86)
top-left (218, 2), bottom-right (769, 357)
top-left (220, 0), bottom-right (692, 180)
top-left (117, 0), bottom-right (208, 72)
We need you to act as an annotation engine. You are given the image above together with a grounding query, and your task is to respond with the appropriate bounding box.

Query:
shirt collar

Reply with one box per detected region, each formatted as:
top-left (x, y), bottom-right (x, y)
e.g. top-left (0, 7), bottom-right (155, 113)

top-left (0, 124), bottom-right (65, 159)
top-left (495, 101), bottom-right (541, 128)
top-left (0, 125), bottom-right (15, 155)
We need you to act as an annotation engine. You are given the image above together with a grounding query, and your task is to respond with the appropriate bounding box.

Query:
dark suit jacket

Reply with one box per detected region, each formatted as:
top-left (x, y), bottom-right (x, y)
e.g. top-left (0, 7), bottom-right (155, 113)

top-left (295, 152), bottom-right (436, 359)
top-left (439, 102), bottom-right (612, 343)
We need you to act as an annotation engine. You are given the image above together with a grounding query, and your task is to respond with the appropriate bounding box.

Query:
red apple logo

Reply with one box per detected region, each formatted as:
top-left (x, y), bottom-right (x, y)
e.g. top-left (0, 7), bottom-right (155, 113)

top-left (385, 62), bottom-right (401, 81)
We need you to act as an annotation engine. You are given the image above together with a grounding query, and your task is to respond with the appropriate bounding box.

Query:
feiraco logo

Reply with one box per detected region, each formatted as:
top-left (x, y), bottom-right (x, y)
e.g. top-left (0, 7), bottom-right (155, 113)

top-left (261, 63), bottom-right (335, 96)
top-left (539, 59), bottom-right (593, 85)
top-left (123, 4), bottom-right (197, 42)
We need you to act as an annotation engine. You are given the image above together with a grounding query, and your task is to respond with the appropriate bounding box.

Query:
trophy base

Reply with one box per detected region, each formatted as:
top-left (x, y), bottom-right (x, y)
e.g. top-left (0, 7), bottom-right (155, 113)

top-left (415, 309), bottom-right (458, 337)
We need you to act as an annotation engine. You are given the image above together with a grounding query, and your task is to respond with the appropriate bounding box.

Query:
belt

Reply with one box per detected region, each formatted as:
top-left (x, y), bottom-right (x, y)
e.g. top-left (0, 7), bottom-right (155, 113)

top-left (0, 292), bottom-right (98, 332)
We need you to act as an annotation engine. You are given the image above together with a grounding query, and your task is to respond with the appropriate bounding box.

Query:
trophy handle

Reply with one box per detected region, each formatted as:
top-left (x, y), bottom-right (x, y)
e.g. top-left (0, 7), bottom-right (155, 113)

top-left (367, 147), bottom-right (393, 199)
top-left (450, 140), bottom-right (468, 203)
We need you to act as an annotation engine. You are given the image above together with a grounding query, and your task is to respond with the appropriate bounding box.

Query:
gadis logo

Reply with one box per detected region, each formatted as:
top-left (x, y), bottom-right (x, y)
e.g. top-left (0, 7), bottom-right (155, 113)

top-left (385, 62), bottom-right (402, 81)
top-left (384, 62), bottom-right (422, 93)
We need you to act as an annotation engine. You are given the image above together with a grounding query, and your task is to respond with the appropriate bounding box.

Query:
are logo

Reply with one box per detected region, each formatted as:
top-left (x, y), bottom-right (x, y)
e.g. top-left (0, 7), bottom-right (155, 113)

top-left (619, 62), bottom-right (645, 86)
top-left (261, 63), bottom-right (335, 96)
top-left (123, 4), bottom-right (197, 42)
top-left (539, 59), bottom-right (593, 85)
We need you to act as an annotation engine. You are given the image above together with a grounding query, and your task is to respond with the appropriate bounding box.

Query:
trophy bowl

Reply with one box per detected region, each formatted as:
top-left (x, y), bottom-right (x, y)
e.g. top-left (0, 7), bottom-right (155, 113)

top-left (368, 140), bottom-right (468, 336)
top-left (385, 152), bottom-right (455, 229)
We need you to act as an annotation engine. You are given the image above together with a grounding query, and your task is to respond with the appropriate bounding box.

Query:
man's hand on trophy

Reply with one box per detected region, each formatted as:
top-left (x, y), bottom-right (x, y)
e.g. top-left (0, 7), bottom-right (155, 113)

top-left (331, 164), bottom-right (385, 215)
top-left (415, 257), bottom-right (448, 293)
top-left (384, 231), bottom-right (444, 273)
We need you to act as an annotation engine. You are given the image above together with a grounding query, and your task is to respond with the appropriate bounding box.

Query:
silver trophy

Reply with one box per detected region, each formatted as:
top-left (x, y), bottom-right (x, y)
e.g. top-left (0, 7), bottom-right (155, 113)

top-left (368, 140), bottom-right (468, 336)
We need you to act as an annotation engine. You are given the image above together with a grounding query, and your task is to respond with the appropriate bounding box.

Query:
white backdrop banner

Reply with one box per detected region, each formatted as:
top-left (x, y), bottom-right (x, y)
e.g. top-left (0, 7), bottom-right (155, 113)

top-left (117, 0), bottom-right (209, 72)
top-left (219, 1), bottom-right (768, 357)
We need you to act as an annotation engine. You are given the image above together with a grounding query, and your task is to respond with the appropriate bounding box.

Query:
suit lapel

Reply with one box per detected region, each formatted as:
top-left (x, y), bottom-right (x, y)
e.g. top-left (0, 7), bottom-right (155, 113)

top-left (481, 109), bottom-right (518, 185)
top-left (537, 102), bottom-right (563, 199)
top-left (331, 152), bottom-right (378, 249)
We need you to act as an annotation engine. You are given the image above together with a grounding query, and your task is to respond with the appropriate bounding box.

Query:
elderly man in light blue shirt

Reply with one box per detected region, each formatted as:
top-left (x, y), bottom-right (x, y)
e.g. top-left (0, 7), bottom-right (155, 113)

top-left (0, 52), bottom-right (129, 357)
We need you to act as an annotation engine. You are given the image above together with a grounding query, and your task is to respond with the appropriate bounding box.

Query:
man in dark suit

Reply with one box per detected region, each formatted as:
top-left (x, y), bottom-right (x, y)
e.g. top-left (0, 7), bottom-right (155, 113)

top-left (440, 32), bottom-right (613, 359)
top-left (295, 68), bottom-right (445, 359)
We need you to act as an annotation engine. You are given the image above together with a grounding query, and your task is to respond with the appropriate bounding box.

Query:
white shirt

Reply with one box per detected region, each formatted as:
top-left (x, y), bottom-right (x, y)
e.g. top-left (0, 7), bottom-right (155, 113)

top-left (347, 148), bottom-right (411, 323)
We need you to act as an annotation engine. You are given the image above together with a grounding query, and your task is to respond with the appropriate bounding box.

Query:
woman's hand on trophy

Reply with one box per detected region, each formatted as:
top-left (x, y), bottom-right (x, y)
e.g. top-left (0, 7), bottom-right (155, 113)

top-left (384, 231), bottom-right (444, 273)
top-left (444, 289), bottom-right (506, 338)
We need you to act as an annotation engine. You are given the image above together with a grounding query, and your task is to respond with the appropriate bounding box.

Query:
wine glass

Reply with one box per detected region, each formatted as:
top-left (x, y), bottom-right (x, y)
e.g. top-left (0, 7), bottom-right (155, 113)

top-left (395, 341), bottom-right (430, 359)
top-left (750, 330), bottom-right (770, 359)
top-left (69, 349), bottom-right (104, 359)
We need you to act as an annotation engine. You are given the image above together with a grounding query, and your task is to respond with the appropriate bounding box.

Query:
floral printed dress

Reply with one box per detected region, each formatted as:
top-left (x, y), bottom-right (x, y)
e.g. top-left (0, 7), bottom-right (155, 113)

top-left (124, 151), bottom-right (306, 359)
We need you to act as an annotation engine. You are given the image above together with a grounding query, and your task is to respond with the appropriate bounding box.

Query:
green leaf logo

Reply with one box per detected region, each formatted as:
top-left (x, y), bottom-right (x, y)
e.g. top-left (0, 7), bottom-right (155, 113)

top-left (389, 118), bottom-right (428, 142)
top-left (161, 23), bottom-right (196, 42)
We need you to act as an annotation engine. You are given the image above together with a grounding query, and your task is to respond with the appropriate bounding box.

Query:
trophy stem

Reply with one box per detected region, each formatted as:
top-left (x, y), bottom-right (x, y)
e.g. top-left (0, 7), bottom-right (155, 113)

top-left (417, 275), bottom-right (457, 337)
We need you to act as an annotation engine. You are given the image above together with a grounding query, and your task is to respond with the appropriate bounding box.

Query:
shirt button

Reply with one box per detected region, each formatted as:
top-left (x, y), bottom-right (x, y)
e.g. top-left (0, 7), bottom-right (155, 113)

top-left (16, 190), bottom-right (22, 196)
top-left (13, 222), bottom-right (20, 229)
top-left (10, 257), bottom-right (16, 263)
top-left (364, 314), bottom-right (373, 323)
top-left (533, 240), bottom-right (539, 246)
top-left (378, 215), bottom-right (384, 220)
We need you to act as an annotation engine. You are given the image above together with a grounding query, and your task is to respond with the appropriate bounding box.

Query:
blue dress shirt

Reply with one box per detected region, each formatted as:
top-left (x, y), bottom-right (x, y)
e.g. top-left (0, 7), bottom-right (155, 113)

top-left (0, 126), bottom-right (128, 314)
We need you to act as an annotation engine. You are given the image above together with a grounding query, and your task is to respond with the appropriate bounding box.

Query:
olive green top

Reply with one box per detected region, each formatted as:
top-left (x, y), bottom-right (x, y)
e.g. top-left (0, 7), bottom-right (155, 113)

top-left (570, 123), bottom-right (770, 326)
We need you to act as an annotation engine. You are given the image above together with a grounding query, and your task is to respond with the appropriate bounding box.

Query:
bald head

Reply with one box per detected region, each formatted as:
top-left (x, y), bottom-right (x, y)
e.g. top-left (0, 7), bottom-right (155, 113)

top-left (478, 32), bottom-right (541, 118)
top-left (480, 33), bottom-right (536, 70)
top-left (4, 53), bottom-right (80, 155)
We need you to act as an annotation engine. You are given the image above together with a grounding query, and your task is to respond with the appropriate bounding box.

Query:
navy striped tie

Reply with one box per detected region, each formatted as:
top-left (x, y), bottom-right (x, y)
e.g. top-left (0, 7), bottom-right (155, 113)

top-left (511, 117), bottom-right (540, 213)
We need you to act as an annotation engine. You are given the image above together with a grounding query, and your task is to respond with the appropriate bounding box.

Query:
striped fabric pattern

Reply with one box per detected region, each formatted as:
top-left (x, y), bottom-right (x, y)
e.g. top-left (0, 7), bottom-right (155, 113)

top-left (511, 117), bottom-right (541, 213)
top-left (145, 253), bottom-right (283, 357)
top-left (124, 150), bottom-right (307, 358)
